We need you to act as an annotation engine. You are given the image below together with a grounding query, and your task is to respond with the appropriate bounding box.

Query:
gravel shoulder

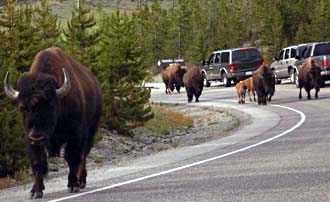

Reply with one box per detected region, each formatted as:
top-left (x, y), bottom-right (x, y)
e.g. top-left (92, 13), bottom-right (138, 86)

top-left (83, 104), bottom-right (250, 174)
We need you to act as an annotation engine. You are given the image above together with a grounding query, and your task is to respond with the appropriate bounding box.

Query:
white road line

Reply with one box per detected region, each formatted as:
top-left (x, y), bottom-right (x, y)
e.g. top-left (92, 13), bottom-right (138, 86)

top-left (47, 104), bottom-right (305, 202)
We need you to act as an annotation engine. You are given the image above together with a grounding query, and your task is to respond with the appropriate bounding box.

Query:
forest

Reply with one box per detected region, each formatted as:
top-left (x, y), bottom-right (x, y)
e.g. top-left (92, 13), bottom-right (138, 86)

top-left (1, 0), bottom-right (330, 177)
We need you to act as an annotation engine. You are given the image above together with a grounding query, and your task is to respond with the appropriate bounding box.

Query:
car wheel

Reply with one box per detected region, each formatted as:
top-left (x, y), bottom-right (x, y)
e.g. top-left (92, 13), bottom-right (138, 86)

top-left (274, 73), bottom-right (281, 84)
top-left (204, 78), bottom-right (211, 87)
top-left (290, 70), bottom-right (297, 84)
top-left (223, 73), bottom-right (231, 87)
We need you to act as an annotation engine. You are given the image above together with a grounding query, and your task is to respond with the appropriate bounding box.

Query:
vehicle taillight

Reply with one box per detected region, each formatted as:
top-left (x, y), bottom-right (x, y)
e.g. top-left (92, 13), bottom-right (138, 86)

top-left (229, 64), bottom-right (235, 71)
top-left (240, 47), bottom-right (248, 51)
top-left (322, 56), bottom-right (328, 67)
top-left (262, 60), bottom-right (267, 65)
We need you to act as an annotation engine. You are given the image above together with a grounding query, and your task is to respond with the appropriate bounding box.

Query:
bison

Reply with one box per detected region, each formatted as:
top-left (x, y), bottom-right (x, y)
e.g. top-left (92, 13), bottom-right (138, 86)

top-left (252, 64), bottom-right (275, 105)
top-left (183, 66), bottom-right (204, 102)
top-left (4, 47), bottom-right (103, 198)
top-left (235, 76), bottom-right (256, 104)
top-left (162, 63), bottom-right (186, 94)
top-left (235, 80), bottom-right (247, 104)
top-left (298, 57), bottom-right (321, 100)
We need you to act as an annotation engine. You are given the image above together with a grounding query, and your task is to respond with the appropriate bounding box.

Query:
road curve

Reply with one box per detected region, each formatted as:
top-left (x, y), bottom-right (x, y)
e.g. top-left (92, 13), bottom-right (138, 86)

top-left (2, 82), bottom-right (330, 202)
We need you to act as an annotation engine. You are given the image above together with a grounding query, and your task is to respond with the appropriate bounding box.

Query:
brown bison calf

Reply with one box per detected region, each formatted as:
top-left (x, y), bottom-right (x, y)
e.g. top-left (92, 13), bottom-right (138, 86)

top-left (235, 77), bottom-right (256, 104)
top-left (183, 66), bottom-right (204, 102)
top-left (253, 64), bottom-right (275, 105)
top-left (235, 81), bottom-right (247, 104)
top-left (298, 58), bottom-right (321, 100)
top-left (162, 63), bottom-right (186, 94)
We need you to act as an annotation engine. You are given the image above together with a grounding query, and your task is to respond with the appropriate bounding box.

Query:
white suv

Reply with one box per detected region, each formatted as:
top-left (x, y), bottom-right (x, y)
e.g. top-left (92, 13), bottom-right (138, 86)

top-left (271, 44), bottom-right (307, 84)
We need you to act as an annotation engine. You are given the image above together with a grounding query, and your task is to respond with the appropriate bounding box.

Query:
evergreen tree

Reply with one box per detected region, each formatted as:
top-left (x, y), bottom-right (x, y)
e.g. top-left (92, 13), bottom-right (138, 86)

top-left (310, 0), bottom-right (330, 42)
top-left (0, 0), bottom-right (28, 178)
top-left (34, 0), bottom-right (61, 50)
top-left (98, 12), bottom-right (153, 134)
top-left (14, 5), bottom-right (38, 72)
top-left (62, 0), bottom-right (101, 66)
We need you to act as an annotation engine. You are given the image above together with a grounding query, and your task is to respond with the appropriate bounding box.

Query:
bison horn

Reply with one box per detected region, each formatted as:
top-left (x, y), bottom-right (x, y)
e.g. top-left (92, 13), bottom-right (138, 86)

top-left (4, 72), bottom-right (19, 100)
top-left (56, 68), bottom-right (71, 98)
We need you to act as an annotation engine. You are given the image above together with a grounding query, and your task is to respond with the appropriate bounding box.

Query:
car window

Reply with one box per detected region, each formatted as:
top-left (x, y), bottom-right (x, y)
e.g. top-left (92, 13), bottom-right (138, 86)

top-left (313, 43), bottom-right (330, 56)
top-left (297, 45), bottom-right (307, 57)
top-left (232, 49), bottom-right (261, 62)
top-left (215, 53), bottom-right (221, 63)
top-left (290, 48), bottom-right (297, 58)
top-left (279, 50), bottom-right (284, 60)
top-left (302, 46), bottom-right (312, 58)
top-left (221, 52), bottom-right (230, 63)
top-left (284, 49), bottom-right (290, 59)
top-left (208, 53), bottom-right (215, 64)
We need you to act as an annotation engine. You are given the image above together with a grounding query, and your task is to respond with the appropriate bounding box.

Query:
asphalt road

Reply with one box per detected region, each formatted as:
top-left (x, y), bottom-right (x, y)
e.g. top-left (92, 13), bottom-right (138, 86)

top-left (2, 81), bottom-right (330, 202)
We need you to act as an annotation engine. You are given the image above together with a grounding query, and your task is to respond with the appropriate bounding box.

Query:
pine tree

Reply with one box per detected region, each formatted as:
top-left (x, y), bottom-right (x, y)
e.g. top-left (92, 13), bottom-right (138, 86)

top-left (34, 0), bottom-right (61, 50)
top-left (0, 0), bottom-right (29, 177)
top-left (14, 5), bottom-right (38, 72)
top-left (62, 0), bottom-right (101, 67)
top-left (310, 0), bottom-right (330, 41)
top-left (98, 11), bottom-right (153, 134)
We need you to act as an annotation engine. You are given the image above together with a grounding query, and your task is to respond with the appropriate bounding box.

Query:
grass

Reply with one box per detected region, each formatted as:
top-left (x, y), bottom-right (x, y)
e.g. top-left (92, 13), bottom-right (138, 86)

top-left (143, 104), bottom-right (193, 136)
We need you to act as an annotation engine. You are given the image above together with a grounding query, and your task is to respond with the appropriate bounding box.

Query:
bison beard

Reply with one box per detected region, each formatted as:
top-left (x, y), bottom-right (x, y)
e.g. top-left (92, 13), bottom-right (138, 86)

top-left (183, 66), bottom-right (204, 102)
top-left (298, 58), bottom-right (321, 100)
top-left (4, 47), bottom-right (103, 199)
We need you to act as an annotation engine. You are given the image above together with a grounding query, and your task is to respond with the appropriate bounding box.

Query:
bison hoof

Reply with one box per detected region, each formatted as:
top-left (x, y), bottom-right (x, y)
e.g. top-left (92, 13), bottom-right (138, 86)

top-left (68, 186), bottom-right (80, 193)
top-left (80, 182), bottom-right (86, 189)
top-left (31, 191), bottom-right (43, 199)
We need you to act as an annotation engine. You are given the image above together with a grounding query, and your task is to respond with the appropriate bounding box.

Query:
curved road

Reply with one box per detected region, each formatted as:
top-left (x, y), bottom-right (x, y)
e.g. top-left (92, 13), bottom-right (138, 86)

top-left (2, 82), bottom-right (330, 202)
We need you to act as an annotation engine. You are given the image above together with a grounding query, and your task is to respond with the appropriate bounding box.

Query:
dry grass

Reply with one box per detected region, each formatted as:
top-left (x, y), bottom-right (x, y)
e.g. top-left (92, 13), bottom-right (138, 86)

top-left (143, 104), bottom-right (193, 136)
top-left (0, 176), bottom-right (13, 189)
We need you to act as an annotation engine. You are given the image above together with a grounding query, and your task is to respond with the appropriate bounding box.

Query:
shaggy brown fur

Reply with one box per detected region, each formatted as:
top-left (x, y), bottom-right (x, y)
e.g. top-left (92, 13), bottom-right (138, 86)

top-left (12, 47), bottom-right (102, 198)
top-left (183, 66), bottom-right (204, 102)
top-left (298, 57), bottom-right (321, 100)
top-left (252, 64), bottom-right (275, 105)
top-left (235, 81), bottom-right (247, 104)
top-left (162, 63), bottom-right (186, 94)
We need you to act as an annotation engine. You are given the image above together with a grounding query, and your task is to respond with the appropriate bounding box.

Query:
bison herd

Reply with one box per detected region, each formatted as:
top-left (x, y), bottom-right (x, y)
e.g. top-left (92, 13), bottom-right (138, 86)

top-left (1, 46), bottom-right (322, 199)
top-left (161, 57), bottom-right (322, 105)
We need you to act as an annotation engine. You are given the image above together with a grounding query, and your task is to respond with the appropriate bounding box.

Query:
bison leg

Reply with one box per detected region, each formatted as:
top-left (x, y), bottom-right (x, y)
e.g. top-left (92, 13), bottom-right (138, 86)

top-left (186, 87), bottom-right (193, 103)
top-left (78, 157), bottom-right (87, 189)
top-left (315, 87), bottom-right (320, 99)
top-left (306, 89), bottom-right (311, 100)
top-left (29, 146), bottom-right (47, 199)
top-left (65, 143), bottom-right (82, 193)
top-left (175, 85), bottom-right (181, 93)
top-left (299, 87), bottom-right (302, 99)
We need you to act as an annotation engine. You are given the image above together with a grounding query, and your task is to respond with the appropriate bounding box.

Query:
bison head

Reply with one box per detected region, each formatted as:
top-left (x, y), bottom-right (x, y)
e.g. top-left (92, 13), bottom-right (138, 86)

top-left (258, 64), bottom-right (275, 98)
top-left (4, 69), bottom-right (71, 146)
top-left (175, 68), bottom-right (187, 87)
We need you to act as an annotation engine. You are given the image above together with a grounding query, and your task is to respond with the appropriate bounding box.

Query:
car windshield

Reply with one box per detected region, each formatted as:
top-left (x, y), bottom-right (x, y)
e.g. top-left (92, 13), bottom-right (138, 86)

top-left (232, 49), bottom-right (262, 62)
top-left (314, 43), bottom-right (330, 56)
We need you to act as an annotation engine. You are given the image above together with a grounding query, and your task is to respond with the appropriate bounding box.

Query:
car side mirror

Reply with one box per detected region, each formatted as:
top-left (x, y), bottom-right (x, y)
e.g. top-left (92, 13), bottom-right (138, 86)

top-left (201, 60), bottom-right (207, 65)
top-left (272, 56), bottom-right (278, 61)
top-left (295, 55), bottom-right (301, 60)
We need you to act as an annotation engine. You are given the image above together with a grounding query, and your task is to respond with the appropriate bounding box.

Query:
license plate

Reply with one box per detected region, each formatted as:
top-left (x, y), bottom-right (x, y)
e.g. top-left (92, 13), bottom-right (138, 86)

top-left (245, 71), bottom-right (252, 75)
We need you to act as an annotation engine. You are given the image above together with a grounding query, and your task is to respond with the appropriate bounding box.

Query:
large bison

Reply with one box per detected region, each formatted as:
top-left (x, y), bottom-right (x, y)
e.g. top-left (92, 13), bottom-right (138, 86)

top-left (252, 64), bottom-right (275, 105)
top-left (4, 47), bottom-right (103, 198)
top-left (298, 57), bottom-right (321, 100)
top-left (162, 63), bottom-right (186, 94)
top-left (183, 66), bottom-right (204, 102)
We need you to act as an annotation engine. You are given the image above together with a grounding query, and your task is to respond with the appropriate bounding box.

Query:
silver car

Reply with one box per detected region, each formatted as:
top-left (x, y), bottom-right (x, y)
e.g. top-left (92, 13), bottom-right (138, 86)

top-left (271, 44), bottom-right (307, 84)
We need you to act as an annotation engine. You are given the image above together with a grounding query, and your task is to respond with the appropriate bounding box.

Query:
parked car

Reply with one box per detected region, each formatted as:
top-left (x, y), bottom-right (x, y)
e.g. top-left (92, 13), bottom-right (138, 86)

top-left (295, 41), bottom-right (330, 87)
top-left (201, 47), bottom-right (264, 87)
top-left (270, 43), bottom-right (307, 84)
